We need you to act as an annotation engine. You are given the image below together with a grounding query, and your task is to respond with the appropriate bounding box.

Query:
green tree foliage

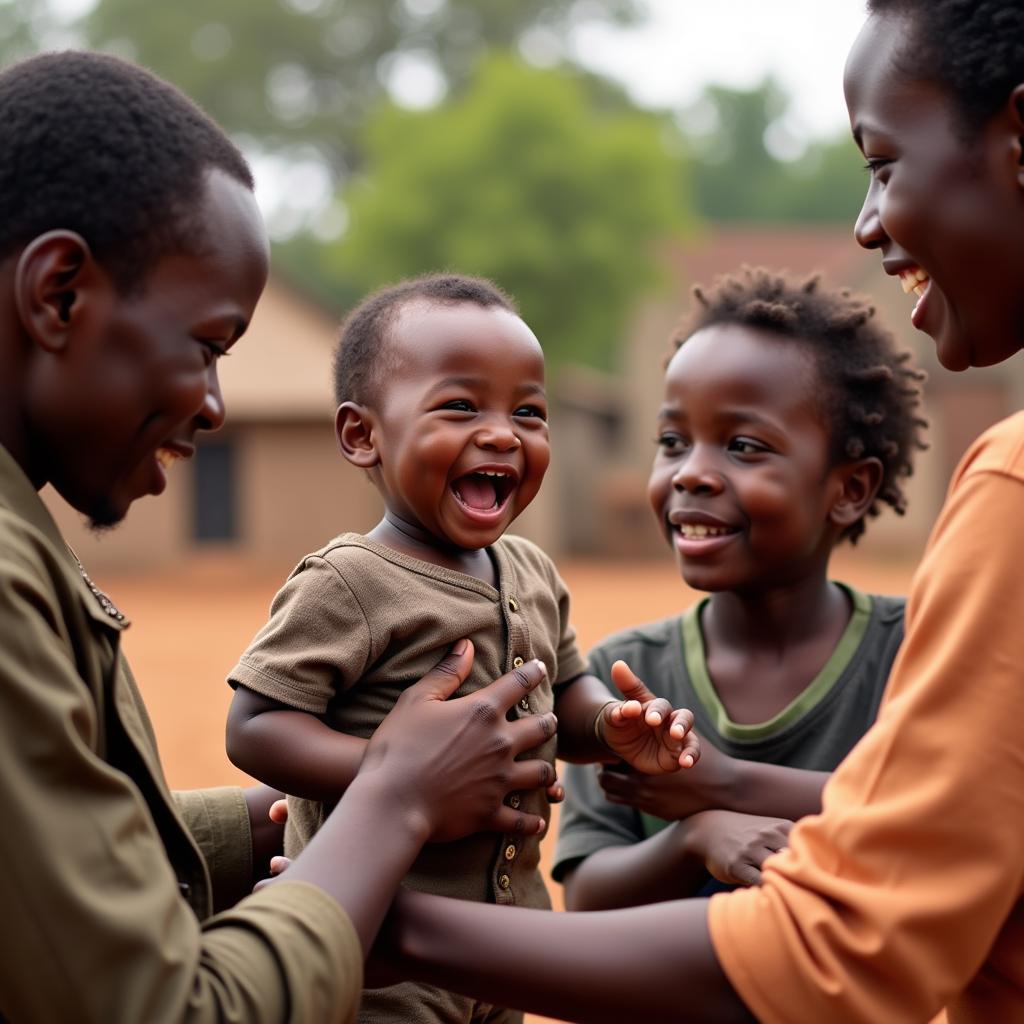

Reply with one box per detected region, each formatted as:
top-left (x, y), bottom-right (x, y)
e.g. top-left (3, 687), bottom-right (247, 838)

top-left (687, 79), bottom-right (866, 223)
top-left (331, 55), bottom-right (691, 370)
top-left (80, 0), bottom-right (642, 175)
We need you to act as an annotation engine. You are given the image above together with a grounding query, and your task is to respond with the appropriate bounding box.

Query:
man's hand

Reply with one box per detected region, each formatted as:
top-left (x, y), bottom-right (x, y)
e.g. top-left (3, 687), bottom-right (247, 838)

top-left (598, 660), bottom-right (699, 773)
top-left (360, 640), bottom-right (559, 843)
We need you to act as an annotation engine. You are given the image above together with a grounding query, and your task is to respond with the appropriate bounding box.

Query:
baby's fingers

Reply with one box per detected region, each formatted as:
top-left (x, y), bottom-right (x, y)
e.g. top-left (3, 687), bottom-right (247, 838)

top-left (678, 726), bottom-right (701, 769)
top-left (641, 696), bottom-right (674, 727)
top-left (668, 707), bottom-right (695, 740)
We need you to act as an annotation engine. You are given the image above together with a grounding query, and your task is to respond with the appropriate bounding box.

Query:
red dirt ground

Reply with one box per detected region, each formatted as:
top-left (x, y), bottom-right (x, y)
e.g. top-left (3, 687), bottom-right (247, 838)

top-left (102, 551), bottom-right (917, 1024)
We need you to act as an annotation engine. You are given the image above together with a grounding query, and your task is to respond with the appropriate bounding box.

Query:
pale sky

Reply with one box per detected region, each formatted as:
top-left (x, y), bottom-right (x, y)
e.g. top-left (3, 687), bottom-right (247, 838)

top-left (572, 0), bottom-right (870, 141)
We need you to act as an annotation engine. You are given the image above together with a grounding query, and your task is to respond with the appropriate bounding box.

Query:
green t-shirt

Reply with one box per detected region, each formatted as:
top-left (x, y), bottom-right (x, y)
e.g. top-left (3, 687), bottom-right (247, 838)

top-left (552, 585), bottom-right (905, 882)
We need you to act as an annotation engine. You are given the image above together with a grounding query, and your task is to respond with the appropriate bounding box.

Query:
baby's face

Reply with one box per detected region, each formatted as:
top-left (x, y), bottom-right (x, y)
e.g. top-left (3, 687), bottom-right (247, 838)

top-left (369, 300), bottom-right (550, 551)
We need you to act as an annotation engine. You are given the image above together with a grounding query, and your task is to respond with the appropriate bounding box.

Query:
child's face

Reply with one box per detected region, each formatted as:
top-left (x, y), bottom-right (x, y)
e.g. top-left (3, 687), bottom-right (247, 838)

top-left (845, 13), bottom-right (1024, 371)
top-left (368, 300), bottom-right (550, 551)
top-left (648, 324), bottom-right (845, 594)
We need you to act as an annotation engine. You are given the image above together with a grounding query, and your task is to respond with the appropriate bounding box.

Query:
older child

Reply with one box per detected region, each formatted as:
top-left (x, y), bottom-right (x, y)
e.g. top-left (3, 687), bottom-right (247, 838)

top-left (555, 267), bottom-right (926, 908)
top-left (225, 273), bottom-right (696, 1024)
top-left (374, 3), bottom-right (1024, 1021)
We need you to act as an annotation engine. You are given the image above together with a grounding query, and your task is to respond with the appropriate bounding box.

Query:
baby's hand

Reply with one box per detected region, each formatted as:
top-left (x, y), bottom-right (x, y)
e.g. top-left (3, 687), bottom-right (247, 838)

top-left (598, 660), bottom-right (699, 773)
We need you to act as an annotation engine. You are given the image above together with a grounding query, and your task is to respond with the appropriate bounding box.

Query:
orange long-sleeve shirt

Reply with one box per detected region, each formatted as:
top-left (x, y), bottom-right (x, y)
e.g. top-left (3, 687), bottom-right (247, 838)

top-left (710, 411), bottom-right (1024, 1024)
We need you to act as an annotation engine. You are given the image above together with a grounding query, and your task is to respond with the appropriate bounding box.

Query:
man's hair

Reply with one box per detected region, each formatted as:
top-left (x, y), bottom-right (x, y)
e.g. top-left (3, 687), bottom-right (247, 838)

top-left (333, 272), bottom-right (517, 407)
top-left (866, 0), bottom-right (1024, 135)
top-left (671, 266), bottom-right (928, 544)
top-left (0, 50), bottom-right (253, 292)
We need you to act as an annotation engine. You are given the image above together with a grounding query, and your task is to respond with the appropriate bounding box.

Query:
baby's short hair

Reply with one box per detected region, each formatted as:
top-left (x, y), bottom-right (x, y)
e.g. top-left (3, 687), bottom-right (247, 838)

top-left (0, 50), bottom-right (252, 293)
top-left (672, 266), bottom-right (928, 544)
top-left (333, 272), bottom-right (517, 407)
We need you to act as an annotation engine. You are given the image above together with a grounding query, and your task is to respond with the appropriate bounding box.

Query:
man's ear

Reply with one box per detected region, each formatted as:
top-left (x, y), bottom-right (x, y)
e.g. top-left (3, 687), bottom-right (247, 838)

top-left (13, 230), bottom-right (97, 352)
top-left (829, 456), bottom-right (884, 531)
top-left (336, 401), bottom-right (380, 468)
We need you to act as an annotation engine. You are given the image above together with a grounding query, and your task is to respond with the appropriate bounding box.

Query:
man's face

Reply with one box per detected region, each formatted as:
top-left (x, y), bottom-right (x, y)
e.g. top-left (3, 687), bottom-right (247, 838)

top-left (31, 170), bottom-right (269, 526)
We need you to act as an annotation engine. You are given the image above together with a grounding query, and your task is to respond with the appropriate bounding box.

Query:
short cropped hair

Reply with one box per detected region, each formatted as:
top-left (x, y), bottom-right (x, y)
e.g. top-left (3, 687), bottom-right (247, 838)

top-left (0, 50), bottom-right (253, 292)
top-left (866, 0), bottom-right (1024, 135)
top-left (333, 273), bottom-right (517, 406)
top-left (671, 266), bottom-right (928, 544)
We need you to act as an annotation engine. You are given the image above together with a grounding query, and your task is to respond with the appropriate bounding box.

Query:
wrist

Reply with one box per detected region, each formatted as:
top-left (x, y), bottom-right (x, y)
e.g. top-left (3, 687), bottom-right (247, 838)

top-left (344, 770), bottom-right (433, 847)
top-left (591, 700), bottom-right (619, 762)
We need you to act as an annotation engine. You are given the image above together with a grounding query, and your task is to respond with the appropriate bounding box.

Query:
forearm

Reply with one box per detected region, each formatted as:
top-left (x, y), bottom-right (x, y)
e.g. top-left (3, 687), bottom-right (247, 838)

top-left (554, 673), bottom-right (618, 763)
top-left (564, 820), bottom-right (709, 910)
top-left (227, 706), bottom-right (367, 800)
top-left (287, 771), bottom-right (430, 950)
top-left (388, 891), bottom-right (754, 1023)
top-left (724, 761), bottom-right (828, 819)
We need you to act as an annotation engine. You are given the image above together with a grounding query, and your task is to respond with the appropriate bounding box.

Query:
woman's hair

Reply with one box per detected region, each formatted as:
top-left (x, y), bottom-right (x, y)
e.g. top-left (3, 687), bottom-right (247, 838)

top-left (866, 0), bottom-right (1024, 135)
top-left (671, 266), bottom-right (928, 544)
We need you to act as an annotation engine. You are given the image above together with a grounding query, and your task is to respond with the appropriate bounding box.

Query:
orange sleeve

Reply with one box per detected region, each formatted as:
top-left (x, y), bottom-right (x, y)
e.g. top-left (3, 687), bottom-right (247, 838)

top-left (709, 436), bottom-right (1024, 1023)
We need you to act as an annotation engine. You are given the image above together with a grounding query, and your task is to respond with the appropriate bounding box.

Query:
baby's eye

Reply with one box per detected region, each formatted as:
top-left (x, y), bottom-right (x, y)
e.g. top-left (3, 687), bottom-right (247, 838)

top-left (728, 437), bottom-right (767, 456)
top-left (514, 404), bottom-right (547, 420)
top-left (441, 399), bottom-right (476, 413)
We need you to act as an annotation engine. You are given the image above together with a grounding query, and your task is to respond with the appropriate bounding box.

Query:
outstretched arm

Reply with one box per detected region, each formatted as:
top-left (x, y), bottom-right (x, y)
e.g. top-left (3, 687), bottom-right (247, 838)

top-left (379, 890), bottom-right (755, 1024)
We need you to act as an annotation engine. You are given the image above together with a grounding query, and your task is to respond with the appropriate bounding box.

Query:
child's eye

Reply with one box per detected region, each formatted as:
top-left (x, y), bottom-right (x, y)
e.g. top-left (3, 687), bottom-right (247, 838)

top-left (728, 437), bottom-right (767, 456)
top-left (441, 399), bottom-right (476, 413)
top-left (656, 432), bottom-right (688, 453)
top-left (514, 405), bottom-right (547, 420)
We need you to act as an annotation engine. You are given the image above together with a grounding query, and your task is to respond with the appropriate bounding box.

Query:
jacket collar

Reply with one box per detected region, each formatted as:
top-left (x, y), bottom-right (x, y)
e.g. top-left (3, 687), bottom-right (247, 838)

top-left (0, 443), bottom-right (129, 630)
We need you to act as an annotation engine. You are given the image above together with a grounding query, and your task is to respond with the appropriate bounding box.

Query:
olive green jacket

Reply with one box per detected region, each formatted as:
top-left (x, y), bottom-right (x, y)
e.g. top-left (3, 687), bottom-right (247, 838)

top-left (0, 444), bottom-right (361, 1023)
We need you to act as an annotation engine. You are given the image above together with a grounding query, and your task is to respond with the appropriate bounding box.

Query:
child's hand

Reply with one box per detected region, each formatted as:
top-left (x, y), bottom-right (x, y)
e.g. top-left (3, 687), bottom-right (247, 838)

top-left (598, 660), bottom-right (699, 773)
top-left (689, 810), bottom-right (793, 887)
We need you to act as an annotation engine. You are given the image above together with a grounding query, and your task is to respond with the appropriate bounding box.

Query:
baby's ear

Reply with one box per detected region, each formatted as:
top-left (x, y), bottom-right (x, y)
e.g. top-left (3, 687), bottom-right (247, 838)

top-left (829, 457), bottom-right (883, 530)
top-left (336, 402), bottom-right (380, 468)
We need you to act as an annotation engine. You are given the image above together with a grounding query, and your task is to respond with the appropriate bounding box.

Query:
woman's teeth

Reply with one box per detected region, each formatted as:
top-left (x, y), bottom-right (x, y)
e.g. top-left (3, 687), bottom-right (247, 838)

top-left (899, 268), bottom-right (929, 297)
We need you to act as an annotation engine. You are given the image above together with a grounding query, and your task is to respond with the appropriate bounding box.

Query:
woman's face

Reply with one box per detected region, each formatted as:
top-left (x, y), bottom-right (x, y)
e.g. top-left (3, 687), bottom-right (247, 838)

top-left (844, 12), bottom-right (1024, 370)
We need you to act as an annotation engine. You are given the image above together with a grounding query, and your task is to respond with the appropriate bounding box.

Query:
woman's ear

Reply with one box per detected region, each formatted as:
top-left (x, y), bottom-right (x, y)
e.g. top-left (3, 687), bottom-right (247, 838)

top-left (13, 230), bottom-right (97, 352)
top-left (336, 401), bottom-right (380, 468)
top-left (829, 456), bottom-right (884, 531)
top-left (1006, 84), bottom-right (1024, 186)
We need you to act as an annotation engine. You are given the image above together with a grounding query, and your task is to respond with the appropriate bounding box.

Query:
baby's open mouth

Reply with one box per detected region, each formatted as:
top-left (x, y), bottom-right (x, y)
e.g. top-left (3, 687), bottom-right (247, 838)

top-left (451, 469), bottom-right (516, 512)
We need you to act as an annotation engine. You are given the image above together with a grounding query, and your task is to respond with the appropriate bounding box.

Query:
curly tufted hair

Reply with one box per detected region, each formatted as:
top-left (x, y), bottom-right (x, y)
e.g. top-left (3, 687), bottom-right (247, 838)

top-left (866, 0), bottom-right (1024, 135)
top-left (333, 272), bottom-right (517, 406)
top-left (0, 50), bottom-right (252, 293)
top-left (671, 266), bottom-right (929, 544)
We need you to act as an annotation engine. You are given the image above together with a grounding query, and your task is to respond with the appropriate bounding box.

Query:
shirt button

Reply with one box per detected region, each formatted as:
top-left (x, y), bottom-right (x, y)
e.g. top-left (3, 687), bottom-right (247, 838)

top-left (498, 873), bottom-right (511, 890)
top-left (508, 597), bottom-right (519, 612)
top-left (518, 697), bottom-right (530, 711)
top-left (508, 794), bottom-right (521, 809)
top-left (504, 844), bottom-right (517, 861)
top-left (512, 656), bottom-right (524, 668)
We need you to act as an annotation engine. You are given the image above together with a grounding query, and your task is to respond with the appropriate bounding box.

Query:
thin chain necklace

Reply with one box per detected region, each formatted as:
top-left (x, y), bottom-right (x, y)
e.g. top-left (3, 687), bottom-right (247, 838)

top-left (70, 550), bottom-right (129, 626)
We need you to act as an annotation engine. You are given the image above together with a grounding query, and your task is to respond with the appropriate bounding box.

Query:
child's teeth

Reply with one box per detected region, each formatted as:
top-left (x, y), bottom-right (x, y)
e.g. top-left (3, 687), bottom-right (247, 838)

top-left (912, 282), bottom-right (926, 297)
top-left (679, 524), bottom-right (728, 538)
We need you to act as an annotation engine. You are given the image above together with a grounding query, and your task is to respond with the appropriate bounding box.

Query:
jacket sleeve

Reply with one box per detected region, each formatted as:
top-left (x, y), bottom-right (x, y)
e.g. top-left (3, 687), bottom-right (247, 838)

top-left (0, 523), bottom-right (363, 1024)
top-left (709, 466), bottom-right (1024, 1023)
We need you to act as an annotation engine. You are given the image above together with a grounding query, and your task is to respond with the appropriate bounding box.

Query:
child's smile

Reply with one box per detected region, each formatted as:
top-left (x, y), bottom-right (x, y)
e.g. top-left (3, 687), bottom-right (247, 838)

top-left (450, 465), bottom-right (519, 524)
